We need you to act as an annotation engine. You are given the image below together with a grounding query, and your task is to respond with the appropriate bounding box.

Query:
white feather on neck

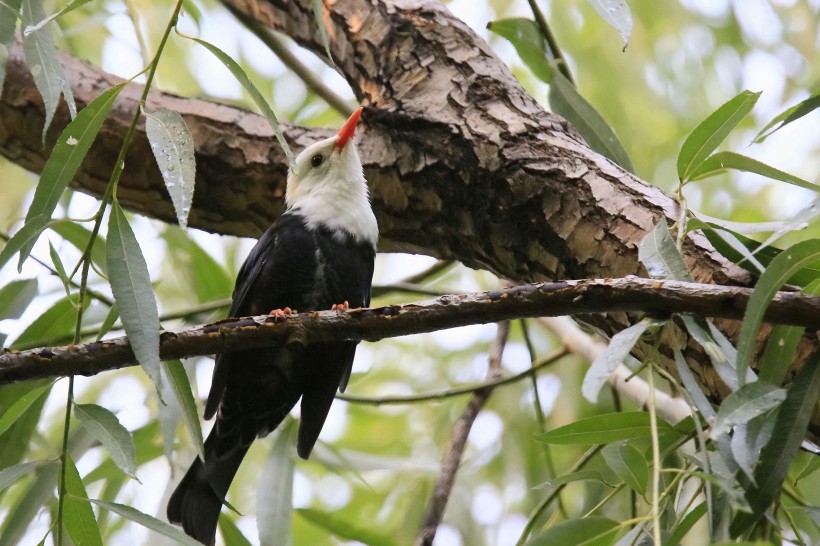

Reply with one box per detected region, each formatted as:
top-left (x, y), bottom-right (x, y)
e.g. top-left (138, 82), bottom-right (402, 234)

top-left (286, 135), bottom-right (379, 247)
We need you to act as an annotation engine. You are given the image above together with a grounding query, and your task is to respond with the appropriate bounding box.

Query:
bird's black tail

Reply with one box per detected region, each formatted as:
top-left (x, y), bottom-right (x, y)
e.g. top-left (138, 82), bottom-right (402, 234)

top-left (167, 435), bottom-right (249, 546)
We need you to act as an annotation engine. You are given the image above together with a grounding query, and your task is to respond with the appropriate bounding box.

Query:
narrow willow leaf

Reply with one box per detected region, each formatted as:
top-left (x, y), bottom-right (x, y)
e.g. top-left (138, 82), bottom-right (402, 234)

top-left (144, 109), bottom-right (196, 229)
top-left (754, 88), bottom-right (820, 143)
top-left (258, 420), bottom-right (296, 546)
top-left (681, 315), bottom-right (744, 392)
top-left (162, 360), bottom-right (204, 460)
top-left (51, 222), bottom-right (108, 275)
top-left (748, 197), bottom-right (820, 261)
top-left (161, 228), bottom-right (233, 303)
top-left (18, 83), bottom-right (126, 265)
top-left (0, 0), bottom-right (20, 94)
top-left (794, 455), bottom-right (820, 484)
top-left (737, 239), bottom-right (820, 384)
top-left (0, 460), bottom-right (54, 493)
top-left (63, 455), bottom-right (103, 546)
top-left (0, 382), bottom-right (52, 436)
top-left (731, 413), bottom-right (775, 481)
top-left (23, 0), bottom-right (93, 34)
top-left (533, 470), bottom-right (615, 490)
top-left (688, 219), bottom-right (765, 274)
top-left (549, 70), bottom-right (635, 172)
top-left (74, 403), bottom-right (137, 478)
top-left (586, 0), bottom-right (632, 48)
top-left (526, 517), bottom-right (619, 546)
top-left (711, 382), bottom-right (786, 438)
top-left (0, 278), bottom-right (38, 320)
top-left (48, 240), bottom-right (71, 296)
top-left (218, 514), bottom-right (254, 546)
top-left (107, 202), bottom-right (162, 397)
top-left (601, 441), bottom-right (647, 496)
top-left (743, 348), bottom-right (820, 521)
top-left (297, 508), bottom-right (398, 546)
top-left (666, 502), bottom-right (707, 546)
top-left (486, 18), bottom-right (553, 83)
top-left (690, 219), bottom-right (820, 287)
top-left (310, 0), bottom-right (337, 72)
top-left (0, 214), bottom-right (49, 273)
top-left (688, 151), bottom-right (819, 193)
top-left (536, 411), bottom-right (675, 445)
top-left (10, 294), bottom-right (84, 350)
top-left (677, 90), bottom-right (760, 181)
top-left (638, 220), bottom-right (693, 280)
top-left (179, 32), bottom-right (295, 168)
top-left (88, 498), bottom-right (203, 546)
top-left (582, 317), bottom-right (659, 402)
top-left (21, 0), bottom-right (77, 141)
top-left (758, 323), bottom-right (806, 387)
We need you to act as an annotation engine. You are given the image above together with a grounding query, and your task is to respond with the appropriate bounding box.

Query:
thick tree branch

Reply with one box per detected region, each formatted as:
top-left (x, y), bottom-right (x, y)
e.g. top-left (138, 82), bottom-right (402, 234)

top-left (1, 278), bottom-right (818, 385)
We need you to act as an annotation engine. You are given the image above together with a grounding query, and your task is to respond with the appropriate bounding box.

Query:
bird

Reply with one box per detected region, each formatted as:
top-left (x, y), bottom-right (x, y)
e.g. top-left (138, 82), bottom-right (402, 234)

top-left (167, 106), bottom-right (378, 545)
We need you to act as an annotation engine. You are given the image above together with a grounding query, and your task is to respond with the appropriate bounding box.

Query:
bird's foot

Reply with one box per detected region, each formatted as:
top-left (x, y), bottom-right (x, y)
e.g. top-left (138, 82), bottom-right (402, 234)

top-left (269, 307), bottom-right (294, 319)
top-left (331, 301), bottom-right (349, 312)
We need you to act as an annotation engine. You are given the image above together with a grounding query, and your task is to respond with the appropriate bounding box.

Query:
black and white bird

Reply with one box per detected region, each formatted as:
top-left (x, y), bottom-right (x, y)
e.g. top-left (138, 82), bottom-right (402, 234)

top-left (167, 107), bottom-right (377, 545)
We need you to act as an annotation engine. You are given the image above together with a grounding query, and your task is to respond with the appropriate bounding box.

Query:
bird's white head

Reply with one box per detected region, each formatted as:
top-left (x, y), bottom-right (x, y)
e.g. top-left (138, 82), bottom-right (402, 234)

top-left (286, 107), bottom-right (378, 247)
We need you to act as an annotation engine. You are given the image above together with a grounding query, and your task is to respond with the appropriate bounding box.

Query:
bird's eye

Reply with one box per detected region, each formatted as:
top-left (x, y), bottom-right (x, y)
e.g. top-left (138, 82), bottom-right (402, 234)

top-left (310, 154), bottom-right (323, 168)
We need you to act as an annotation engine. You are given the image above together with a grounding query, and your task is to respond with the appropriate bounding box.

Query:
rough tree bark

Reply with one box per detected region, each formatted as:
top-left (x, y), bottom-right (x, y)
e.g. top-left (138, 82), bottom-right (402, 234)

top-left (0, 1), bottom-right (817, 435)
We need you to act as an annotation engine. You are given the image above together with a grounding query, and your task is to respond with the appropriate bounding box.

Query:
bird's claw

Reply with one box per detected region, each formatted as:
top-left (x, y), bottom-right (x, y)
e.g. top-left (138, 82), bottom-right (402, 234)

top-left (331, 301), bottom-right (349, 312)
top-left (268, 307), bottom-right (294, 319)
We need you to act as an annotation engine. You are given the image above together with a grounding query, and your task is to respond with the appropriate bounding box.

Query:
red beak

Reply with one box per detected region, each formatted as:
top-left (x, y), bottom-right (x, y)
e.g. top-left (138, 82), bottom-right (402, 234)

top-left (334, 106), bottom-right (363, 150)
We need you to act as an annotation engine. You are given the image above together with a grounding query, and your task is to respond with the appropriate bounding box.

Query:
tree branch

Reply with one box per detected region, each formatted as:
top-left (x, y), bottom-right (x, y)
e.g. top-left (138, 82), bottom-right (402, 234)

top-left (2, 278), bottom-right (818, 385)
top-left (415, 321), bottom-right (509, 546)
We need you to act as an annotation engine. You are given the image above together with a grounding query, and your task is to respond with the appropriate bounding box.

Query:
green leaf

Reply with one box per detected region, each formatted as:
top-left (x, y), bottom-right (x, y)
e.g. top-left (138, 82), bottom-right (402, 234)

top-left (48, 240), bottom-right (71, 296)
top-left (0, 0), bottom-right (21, 94)
top-left (754, 88), bottom-right (820, 143)
top-left (525, 516), bottom-right (619, 546)
top-left (582, 317), bottom-right (661, 402)
top-left (688, 151), bottom-right (819, 193)
top-left (601, 441), bottom-right (647, 496)
top-left (297, 508), bottom-right (398, 546)
top-left (18, 83), bottom-right (125, 264)
top-left (486, 18), bottom-right (553, 83)
top-left (10, 294), bottom-right (84, 350)
top-left (106, 202), bottom-right (162, 397)
top-left (794, 452), bottom-right (820, 484)
top-left (310, 0), bottom-right (338, 73)
top-left (548, 70), bottom-right (634, 172)
top-left (743, 348), bottom-right (820, 521)
top-left (0, 278), bottom-right (38, 320)
top-left (0, 381), bottom-right (53, 437)
top-left (258, 420), bottom-right (296, 545)
top-left (144, 109), bottom-right (196, 229)
top-left (161, 228), bottom-right (233, 303)
top-left (536, 411), bottom-right (675, 445)
top-left (23, 0), bottom-right (93, 34)
top-left (0, 215), bottom-right (49, 273)
top-left (711, 382), bottom-right (786, 438)
top-left (218, 513), bottom-right (254, 546)
top-left (51, 222), bottom-right (108, 276)
top-left (677, 90), bottom-right (760, 181)
top-left (673, 349), bottom-right (715, 418)
top-left (21, 0), bottom-right (77, 141)
top-left (666, 501), bottom-right (706, 546)
top-left (638, 220), bottom-right (693, 280)
top-left (63, 455), bottom-right (103, 546)
top-left (74, 403), bottom-right (137, 479)
top-left (586, 0), bottom-right (632, 48)
top-left (736, 239), bottom-right (820, 385)
top-left (533, 470), bottom-right (615, 490)
top-left (87, 498), bottom-right (203, 546)
top-left (179, 32), bottom-right (295, 168)
top-left (162, 361), bottom-right (204, 460)
top-left (0, 460), bottom-right (54, 493)
top-left (681, 315), bottom-right (746, 392)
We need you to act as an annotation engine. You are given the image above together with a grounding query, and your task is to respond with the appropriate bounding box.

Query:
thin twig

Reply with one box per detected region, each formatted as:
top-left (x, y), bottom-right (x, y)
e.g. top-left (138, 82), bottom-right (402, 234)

top-left (415, 321), bottom-right (510, 546)
top-left (224, 2), bottom-right (355, 116)
top-left (526, 0), bottom-right (575, 83)
top-left (339, 345), bottom-right (567, 405)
